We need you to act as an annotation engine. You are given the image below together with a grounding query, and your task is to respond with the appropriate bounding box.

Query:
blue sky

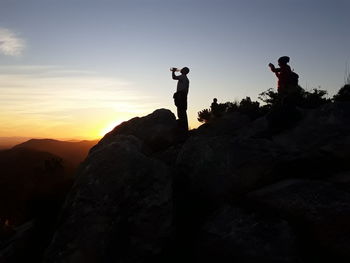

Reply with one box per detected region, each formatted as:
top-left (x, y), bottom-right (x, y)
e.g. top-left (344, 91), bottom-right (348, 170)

top-left (0, 0), bottom-right (349, 139)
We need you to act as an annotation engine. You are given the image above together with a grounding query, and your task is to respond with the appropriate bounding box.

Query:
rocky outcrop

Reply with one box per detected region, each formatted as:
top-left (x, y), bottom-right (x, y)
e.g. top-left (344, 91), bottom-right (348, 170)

top-left (44, 134), bottom-right (173, 263)
top-left (176, 136), bottom-right (286, 206)
top-left (43, 102), bottom-right (350, 263)
top-left (96, 109), bottom-right (179, 152)
top-left (248, 179), bottom-right (350, 262)
top-left (197, 206), bottom-right (298, 263)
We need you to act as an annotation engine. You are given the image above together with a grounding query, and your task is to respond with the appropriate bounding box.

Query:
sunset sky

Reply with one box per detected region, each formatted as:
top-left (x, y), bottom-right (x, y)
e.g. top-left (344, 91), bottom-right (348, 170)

top-left (0, 0), bottom-right (349, 140)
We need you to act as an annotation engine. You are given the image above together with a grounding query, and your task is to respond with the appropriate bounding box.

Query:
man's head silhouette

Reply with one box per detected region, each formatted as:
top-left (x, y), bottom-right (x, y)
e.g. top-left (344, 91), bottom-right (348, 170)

top-left (278, 56), bottom-right (290, 66)
top-left (181, 67), bottom-right (190, 75)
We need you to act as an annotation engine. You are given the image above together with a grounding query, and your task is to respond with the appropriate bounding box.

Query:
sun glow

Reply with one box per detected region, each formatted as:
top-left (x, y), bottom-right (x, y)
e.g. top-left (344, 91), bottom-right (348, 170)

top-left (99, 120), bottom-right (123, 137)
top-left (0, 66), bottom-right (157, 140)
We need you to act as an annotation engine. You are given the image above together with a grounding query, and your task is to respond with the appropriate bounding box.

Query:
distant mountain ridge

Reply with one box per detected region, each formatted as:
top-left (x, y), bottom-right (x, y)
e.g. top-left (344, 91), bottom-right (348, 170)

top-left (0, 137), bottom-right (31, 149)
top-left (0, 147), bottom-right (69, 225)
top-left (0, 138), bottom-right (98, 227)
top-left (13, 138), bottom-right (98, 167)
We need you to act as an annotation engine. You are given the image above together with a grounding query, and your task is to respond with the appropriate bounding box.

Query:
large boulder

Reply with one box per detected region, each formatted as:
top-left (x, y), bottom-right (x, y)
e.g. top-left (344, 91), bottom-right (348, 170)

top-left (96, 109), bottom-right (179, 152)
top-left (247, 179), bottom-right (350, 262)
top-left (44, 135), bottom-right (173, 263)
top-left (41, 103), bottom-right (350, 262)
top-left (175, 136), bottom-right (287, 207)
top-left (197, 206), bottom-right (298, 263)
top-left (273, 102), bottom-right (350, 151)
top-left (174, 103), bottom-right (350, 211)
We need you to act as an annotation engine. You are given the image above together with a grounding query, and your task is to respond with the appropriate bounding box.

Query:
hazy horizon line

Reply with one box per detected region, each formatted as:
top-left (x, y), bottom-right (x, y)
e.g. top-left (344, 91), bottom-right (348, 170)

top-left (0, 136), bottom-right (100, 148)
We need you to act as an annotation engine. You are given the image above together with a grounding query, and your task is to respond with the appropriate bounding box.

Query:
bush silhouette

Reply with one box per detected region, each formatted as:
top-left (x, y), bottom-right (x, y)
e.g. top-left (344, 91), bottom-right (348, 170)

top-left (258, 88), bottom-right (279, 107)
top-left (238, 97), bottom-right (261, 119)
top-left (198, 102), bottom-right (238, 123)
top-left (215, 102), bottom-right (232, 117)
top-left (258, 87), bottom-right (329, 109)
top-left (196, 84), bottom-right (346, 129)
top-left (333, 84), bottom-right (350, 102)
top-left (197, 98), bottom-right (262, 123)
top-left (197, 108), bottom-right (212, 123)
top-left (298, 88), bottom-right (330, 108)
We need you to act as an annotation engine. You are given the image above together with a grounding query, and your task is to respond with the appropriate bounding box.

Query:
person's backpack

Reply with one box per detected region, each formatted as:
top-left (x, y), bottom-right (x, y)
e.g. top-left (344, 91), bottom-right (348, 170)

top-left (289, 71), bottom-right (299, 85)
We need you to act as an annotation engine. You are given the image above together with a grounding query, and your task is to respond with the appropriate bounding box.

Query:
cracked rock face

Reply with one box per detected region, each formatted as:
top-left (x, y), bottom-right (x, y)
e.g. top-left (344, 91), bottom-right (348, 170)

top-left (44, 134), bottom-right (173, 263)
top-left (248, 179), bottom-right (350, 262)
top-left (197, 206), bottom-right (298, 263)
top-left (96, 109), bottom-right (179, 152)
top-left (42, 103), bottom-right (350, 263)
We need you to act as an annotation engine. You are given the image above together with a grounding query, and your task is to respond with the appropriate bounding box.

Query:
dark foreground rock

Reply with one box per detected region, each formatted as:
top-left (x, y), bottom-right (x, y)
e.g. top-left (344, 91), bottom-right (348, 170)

top-left (248, 179), bottom-right (350, 262)
top-left (43, 103), bottom-right (350, 263)
top-left (0, 221), bottom-right (35, 262)
top-left (176, 136), bottom-right (287, 207)
top-left (197, 206), bottom-right (298, 263)
top-left (44, 135), bottom-right (173, 263)
top-left (96, 109), bottom-right (179, 152)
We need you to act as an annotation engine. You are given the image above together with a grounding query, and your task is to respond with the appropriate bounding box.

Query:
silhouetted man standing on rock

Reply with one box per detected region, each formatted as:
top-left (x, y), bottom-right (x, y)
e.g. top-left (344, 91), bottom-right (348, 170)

top-left (172, 67), bottom-right (190, 131)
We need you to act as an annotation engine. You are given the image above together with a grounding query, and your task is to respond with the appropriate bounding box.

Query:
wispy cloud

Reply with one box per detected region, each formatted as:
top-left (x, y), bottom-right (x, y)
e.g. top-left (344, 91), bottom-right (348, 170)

top-left (0, 28), bottom-right (25, 56)
top-left (0, 65), bottom-right (160, 138)
top-left (0, 65), bottom-right (156, 113)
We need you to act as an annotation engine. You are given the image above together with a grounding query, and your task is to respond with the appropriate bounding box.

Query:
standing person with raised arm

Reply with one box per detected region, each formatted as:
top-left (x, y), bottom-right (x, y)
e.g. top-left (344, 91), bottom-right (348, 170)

top-left (171, 67), bottom-right (190, 131)
top-left (268, 56), bottom-right (292, 97)
top-left (269, 56), bottom-right (300, 105)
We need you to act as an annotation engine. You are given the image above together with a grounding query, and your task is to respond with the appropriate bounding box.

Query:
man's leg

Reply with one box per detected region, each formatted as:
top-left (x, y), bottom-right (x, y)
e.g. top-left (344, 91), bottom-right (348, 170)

top-left (182, 109), bottom-right (188, 131)
top-left (177, 107), bottom-right (188, 131)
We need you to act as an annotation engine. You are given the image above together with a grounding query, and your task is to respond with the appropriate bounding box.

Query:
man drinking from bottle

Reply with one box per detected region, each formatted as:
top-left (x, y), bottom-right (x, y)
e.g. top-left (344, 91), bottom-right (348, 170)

top-left (171, 67), bottom-right (190, 131)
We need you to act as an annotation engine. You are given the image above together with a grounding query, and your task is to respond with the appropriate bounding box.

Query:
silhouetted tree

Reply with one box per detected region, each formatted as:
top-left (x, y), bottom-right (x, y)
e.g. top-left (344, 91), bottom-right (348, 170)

top-left (198, 98), bottom-right (263, 123)
top-left (333, 85), bottom-right (350, 102)
top-left (197, 109), bottom-right (212, 123)
top-left (259, 87), bottom-right (329, 109)
top-left (225, 102), bottom-right (239, 113)
top-left (238, 97), bottom-right (261, 119)
top-left (198, 85), bottom-right (332, 125)
top-left (216, 102), bottom-right (232, 116)
top-left (258, 88), bottom-right (279, 107)
top-left (198, 101), bottom-right (239, 123)
top-left (299, 88), bottom-right (330, 108)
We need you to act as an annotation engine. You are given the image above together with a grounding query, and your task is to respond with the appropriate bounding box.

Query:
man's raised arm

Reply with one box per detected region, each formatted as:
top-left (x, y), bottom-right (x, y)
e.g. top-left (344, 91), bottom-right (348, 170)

top-left (172, 69), bottom-right (180, 80)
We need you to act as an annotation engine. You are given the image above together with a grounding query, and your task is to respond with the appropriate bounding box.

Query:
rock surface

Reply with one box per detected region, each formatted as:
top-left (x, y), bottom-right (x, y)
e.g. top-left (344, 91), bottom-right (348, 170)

top-left (248, 179), bottom-right (350, 262)
top-left (96, 109), bottom-right (179, 152)
top-left (43, 102), bottom-right (350, 263)
top-left (197, 206), bottom-right (298, 263)
top-left (176, 136), bottom-right (286, 207)
top-left (44, 135), bottom-right (173, 263)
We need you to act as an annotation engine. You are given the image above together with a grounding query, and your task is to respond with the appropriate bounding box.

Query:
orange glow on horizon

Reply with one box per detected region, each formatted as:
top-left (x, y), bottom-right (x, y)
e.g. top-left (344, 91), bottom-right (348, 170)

top-left (99, 120), bottom-right (123, 137)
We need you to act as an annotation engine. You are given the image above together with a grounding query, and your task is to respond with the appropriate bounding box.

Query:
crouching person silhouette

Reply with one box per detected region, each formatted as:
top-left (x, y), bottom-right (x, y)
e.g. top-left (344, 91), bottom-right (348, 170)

top-left (172, 67), bottom-right (190, 131)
